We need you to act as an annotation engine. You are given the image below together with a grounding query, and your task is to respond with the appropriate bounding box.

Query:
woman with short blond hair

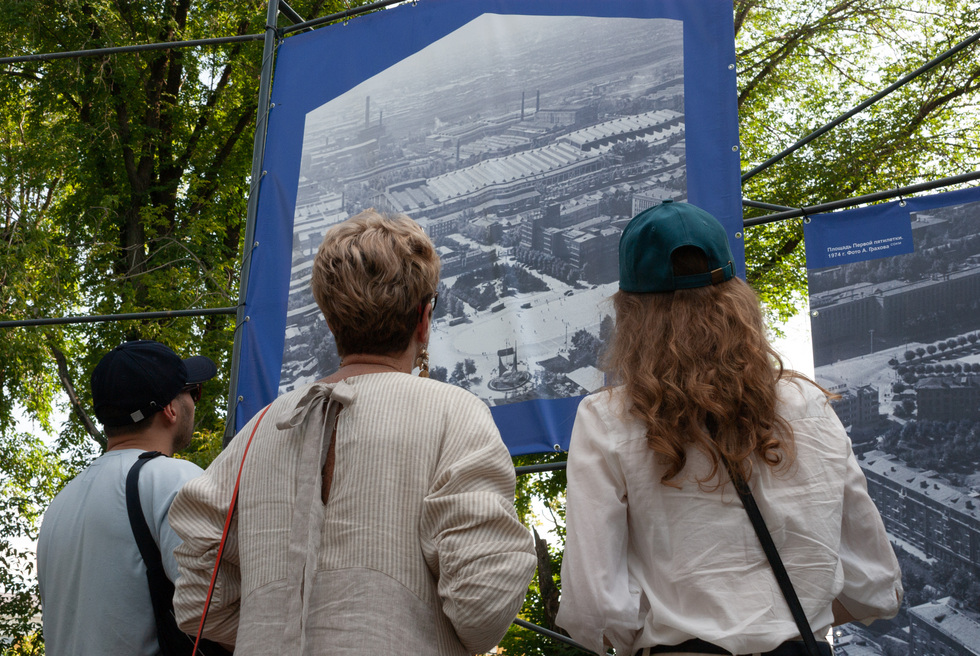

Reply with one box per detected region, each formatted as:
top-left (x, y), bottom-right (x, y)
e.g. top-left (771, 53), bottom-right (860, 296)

top-left (311, 209), bottom-right (441, 360)
top-left (557, 201), bottom-right (902, 656)
top-left (170, 209), bottom-right (535, 655)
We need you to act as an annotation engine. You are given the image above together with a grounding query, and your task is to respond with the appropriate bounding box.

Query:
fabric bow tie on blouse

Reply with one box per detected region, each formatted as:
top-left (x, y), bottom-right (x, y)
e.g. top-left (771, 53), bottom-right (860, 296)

top-left (275, 380), bottom-right (356, 652)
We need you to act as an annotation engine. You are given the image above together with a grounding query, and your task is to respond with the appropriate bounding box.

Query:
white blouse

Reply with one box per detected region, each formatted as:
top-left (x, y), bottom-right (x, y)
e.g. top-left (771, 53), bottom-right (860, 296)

top-left (556, 378), bottom-right (903, 656)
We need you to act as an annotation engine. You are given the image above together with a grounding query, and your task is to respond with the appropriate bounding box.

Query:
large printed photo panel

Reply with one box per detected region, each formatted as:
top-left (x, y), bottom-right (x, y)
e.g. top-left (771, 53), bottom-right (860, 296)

top-left (235, 0), bottom-right (743, 454)
top-left (805, 185), bottom-right (980, 651)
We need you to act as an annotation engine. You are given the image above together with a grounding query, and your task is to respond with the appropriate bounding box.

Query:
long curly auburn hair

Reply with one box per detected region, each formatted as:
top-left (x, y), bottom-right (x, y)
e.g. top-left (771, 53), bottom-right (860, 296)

top-left (605, 271), bottom-right (811, 488)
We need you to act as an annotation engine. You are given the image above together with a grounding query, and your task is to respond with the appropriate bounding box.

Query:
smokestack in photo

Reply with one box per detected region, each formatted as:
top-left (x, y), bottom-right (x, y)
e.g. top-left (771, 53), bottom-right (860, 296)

top-left (536, 90), bottom-right (540, 113)
top-left (365, 96), bottom-right (370, 127)
top-left (521, 91), bottom-right (525, 121)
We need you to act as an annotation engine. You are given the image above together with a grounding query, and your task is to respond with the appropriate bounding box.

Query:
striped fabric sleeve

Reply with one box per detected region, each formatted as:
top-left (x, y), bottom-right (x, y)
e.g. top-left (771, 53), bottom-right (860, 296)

top-left (169, 417), bottom-right (255, 645)
top-left (420, 398), bottom-right (537, 655)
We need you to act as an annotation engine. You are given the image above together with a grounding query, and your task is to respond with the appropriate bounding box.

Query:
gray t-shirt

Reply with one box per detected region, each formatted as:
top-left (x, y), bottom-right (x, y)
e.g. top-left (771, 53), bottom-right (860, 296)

top-left (38, 449), bottom-right (203, 655)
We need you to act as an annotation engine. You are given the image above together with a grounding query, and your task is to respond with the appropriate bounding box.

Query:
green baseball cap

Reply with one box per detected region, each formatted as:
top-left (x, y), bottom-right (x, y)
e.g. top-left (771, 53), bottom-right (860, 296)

top-left (619, 200), bottom-right (735, 292)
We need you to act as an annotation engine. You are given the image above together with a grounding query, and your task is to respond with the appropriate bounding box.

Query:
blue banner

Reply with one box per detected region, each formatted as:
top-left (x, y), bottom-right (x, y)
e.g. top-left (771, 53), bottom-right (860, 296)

top-left (232, 0), bottom-right (742, 455)
top-left (805, 179), bottom-right (980, 651)
top-left (804, 202), bottom-right (914, 268)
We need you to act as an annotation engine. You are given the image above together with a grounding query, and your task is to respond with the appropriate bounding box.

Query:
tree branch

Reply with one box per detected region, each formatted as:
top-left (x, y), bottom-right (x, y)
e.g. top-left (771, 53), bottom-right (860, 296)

top-left (532, 527), bottom-right (562, 632)
top-left (746, 234), bottom-right (802, 287)
top-left (49, 341), bottom-right (106, 450)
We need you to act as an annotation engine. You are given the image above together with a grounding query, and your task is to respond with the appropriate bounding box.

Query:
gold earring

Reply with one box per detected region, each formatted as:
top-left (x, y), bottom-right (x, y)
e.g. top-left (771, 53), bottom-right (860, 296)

top-left (415, 345), bottom-right (430, 378)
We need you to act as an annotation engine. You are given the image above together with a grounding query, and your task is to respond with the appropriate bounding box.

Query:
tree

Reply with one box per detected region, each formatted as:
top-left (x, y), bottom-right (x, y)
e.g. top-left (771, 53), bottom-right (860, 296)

top-left (569, 329), bottom-right (602, 369)
top-left (0, 430), bottom-right (65, 652)
top-left (739, 0), bottom-right (980, 322)
top-left (4, 0), bottom-right (980, 650)
top-left (501, 452), bottom-right (577, 656)
top-left (599, 314), bottom-right (614, 348)
top-left (0, 0), bottom-right (368, 648)
top-left (449, 361), bottom-right (471, 389)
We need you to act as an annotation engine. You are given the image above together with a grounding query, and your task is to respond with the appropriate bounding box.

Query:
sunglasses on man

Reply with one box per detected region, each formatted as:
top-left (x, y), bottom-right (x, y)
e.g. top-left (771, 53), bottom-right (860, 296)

top-left (182, 383), bottom-right (203, 404)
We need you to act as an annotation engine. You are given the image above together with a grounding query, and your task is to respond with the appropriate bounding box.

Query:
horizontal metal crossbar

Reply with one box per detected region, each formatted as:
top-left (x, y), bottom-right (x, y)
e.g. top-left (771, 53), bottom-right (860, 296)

top-left (0, 307), bottom-right (237, 329)
top-left (743, 170), bottom-right (980, 228)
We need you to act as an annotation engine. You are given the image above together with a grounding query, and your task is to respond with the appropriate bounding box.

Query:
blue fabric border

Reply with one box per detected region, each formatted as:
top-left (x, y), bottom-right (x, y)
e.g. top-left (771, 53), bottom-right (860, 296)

top-left (804, 186), bottom-right (980, 270)
top-left (233, 0), bottom-right (742, 454)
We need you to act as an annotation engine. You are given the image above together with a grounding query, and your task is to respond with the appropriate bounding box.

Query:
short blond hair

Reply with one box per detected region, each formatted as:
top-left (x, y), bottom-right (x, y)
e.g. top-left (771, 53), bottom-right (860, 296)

top-left (311, 209), bottom-right (440, 357)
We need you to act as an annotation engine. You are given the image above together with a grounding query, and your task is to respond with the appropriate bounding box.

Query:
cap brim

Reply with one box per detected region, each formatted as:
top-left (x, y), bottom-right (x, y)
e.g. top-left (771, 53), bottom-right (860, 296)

top-left (183, 355), bottom-right (218, 384)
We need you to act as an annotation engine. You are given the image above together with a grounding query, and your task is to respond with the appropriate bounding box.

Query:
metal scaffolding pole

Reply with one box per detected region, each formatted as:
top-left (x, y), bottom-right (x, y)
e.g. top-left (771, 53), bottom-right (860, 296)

top-left (281, 0), bottom-right (407, 36)
top-left (512, 619), bottom-right (599, 654)
top-left (0, 0), bottom-right (314, 65)
top-left (278, 0), bottom-right (307, 26)
top-left (742, 199), bottom-right (796, 213)
top-left (515, 462), bottom-right (567, 476)
top-left (0, 307), bottom-right (237, 329)
top-left (0, 35), bottom-right (264, 65)
top-left (223, 0), bottom-right (282, 442)
top-left (743, 170), bottom-right (980, 228)
top-left (741, 28), bottom-right (980, 183)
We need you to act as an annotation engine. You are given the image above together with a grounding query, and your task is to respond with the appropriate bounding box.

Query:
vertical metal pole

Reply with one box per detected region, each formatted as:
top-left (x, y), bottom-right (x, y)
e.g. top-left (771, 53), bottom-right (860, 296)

top-left (224, 0), bottom-right (281, 443)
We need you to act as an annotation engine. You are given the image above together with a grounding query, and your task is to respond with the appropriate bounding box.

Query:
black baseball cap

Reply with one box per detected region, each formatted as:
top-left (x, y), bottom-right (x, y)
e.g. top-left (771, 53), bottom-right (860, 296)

top-left (91, 340), bottom-right (217, 427)
top-left (619, 200), bottom-right (735, 293)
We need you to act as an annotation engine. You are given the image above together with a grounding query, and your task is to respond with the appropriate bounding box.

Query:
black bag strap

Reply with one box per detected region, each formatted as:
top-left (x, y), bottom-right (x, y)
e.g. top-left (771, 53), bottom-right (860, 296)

top-left (126, 452), bottom-right (194, 653)
top-left (126, 452), bottom-right (179, 612)
top-left (126, 452), bottom-right (232, 656)
top-left (724, 462), bottom-right (823, 656)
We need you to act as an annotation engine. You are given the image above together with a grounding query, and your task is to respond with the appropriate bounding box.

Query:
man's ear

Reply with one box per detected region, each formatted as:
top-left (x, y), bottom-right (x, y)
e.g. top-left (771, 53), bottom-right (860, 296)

top-left (159, 398), bottom-right (179, 426)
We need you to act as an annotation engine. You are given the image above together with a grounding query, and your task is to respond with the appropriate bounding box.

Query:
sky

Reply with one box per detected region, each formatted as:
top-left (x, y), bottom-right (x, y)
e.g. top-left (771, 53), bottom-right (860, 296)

top-left (770, 303), bottom-right (815, 378)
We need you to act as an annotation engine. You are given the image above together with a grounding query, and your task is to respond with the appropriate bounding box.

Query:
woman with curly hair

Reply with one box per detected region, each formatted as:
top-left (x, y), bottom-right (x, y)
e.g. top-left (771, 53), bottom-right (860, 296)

top-left (556, 201), bottom-right (901, 656)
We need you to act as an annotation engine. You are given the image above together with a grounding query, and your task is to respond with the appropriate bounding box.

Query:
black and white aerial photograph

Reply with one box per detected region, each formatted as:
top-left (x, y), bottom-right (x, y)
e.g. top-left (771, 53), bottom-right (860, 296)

top-left (808, 197), bottom-right (980, 655)
top-left (280, 13), bottom-right (688, 407)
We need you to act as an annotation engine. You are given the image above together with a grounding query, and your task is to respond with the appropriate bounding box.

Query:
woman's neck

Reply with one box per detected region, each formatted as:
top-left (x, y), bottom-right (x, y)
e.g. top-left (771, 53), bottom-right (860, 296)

top-left (319, 352), bottom-right (413, 384)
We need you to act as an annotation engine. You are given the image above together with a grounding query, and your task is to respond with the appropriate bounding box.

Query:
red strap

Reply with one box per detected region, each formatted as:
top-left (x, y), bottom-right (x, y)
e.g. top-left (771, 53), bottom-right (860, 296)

top-left (192, 403), bottom-right (272, 654)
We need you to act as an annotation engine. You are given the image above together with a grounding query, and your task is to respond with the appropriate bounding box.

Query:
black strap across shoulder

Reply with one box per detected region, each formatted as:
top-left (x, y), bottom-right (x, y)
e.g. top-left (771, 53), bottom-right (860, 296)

top-left (126, 451), bottom-right (231, 656)
top-left (724, 462), bottom-right (826, 656)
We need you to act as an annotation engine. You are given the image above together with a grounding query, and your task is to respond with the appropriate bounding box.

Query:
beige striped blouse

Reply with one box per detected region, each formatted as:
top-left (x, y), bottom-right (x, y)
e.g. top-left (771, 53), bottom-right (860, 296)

top-left (169, 373), bottom-right (536, 655)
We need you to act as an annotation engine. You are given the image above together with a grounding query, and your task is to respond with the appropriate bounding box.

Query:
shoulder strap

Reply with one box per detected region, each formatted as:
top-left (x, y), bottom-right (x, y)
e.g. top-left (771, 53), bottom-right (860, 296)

top-left (725, 463), bottom-right (823, 656)
top-left (126, 451), bottom-right (195, 655)
top-left (126, 451), bottom-right (169, 576)
top-left (126, 452), bottom-right (232, 656)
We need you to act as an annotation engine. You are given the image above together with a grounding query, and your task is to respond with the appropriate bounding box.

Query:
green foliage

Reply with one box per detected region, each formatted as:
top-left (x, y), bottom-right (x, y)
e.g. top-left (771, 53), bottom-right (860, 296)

top-left (0, 430), bottom-right (67, 655)
top-left (501, 453), bottom-right (583, 655)
top-left (738, 0), bottom-right (980, 319)
top-left (174, 428), bottom-right (227, 471)
top-left (0, 0), bottom-right (368, 648)
top-left (1, 0), bottom-right (979, 650)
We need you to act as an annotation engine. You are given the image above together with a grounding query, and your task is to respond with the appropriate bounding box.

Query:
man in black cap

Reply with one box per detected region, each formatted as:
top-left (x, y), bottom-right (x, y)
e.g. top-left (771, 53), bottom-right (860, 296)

top-left (37, 339), bottom-right (218, 656)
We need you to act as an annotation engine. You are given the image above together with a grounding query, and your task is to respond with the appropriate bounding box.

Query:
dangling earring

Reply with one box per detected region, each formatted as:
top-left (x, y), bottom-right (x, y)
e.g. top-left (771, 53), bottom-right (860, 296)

top-left (415, 344), bottom-right (430, 378)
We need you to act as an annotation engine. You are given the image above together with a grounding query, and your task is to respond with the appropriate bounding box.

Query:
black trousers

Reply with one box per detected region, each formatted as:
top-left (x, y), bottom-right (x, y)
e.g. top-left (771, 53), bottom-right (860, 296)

top-left (636, 637), bottom-right (833, 656)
